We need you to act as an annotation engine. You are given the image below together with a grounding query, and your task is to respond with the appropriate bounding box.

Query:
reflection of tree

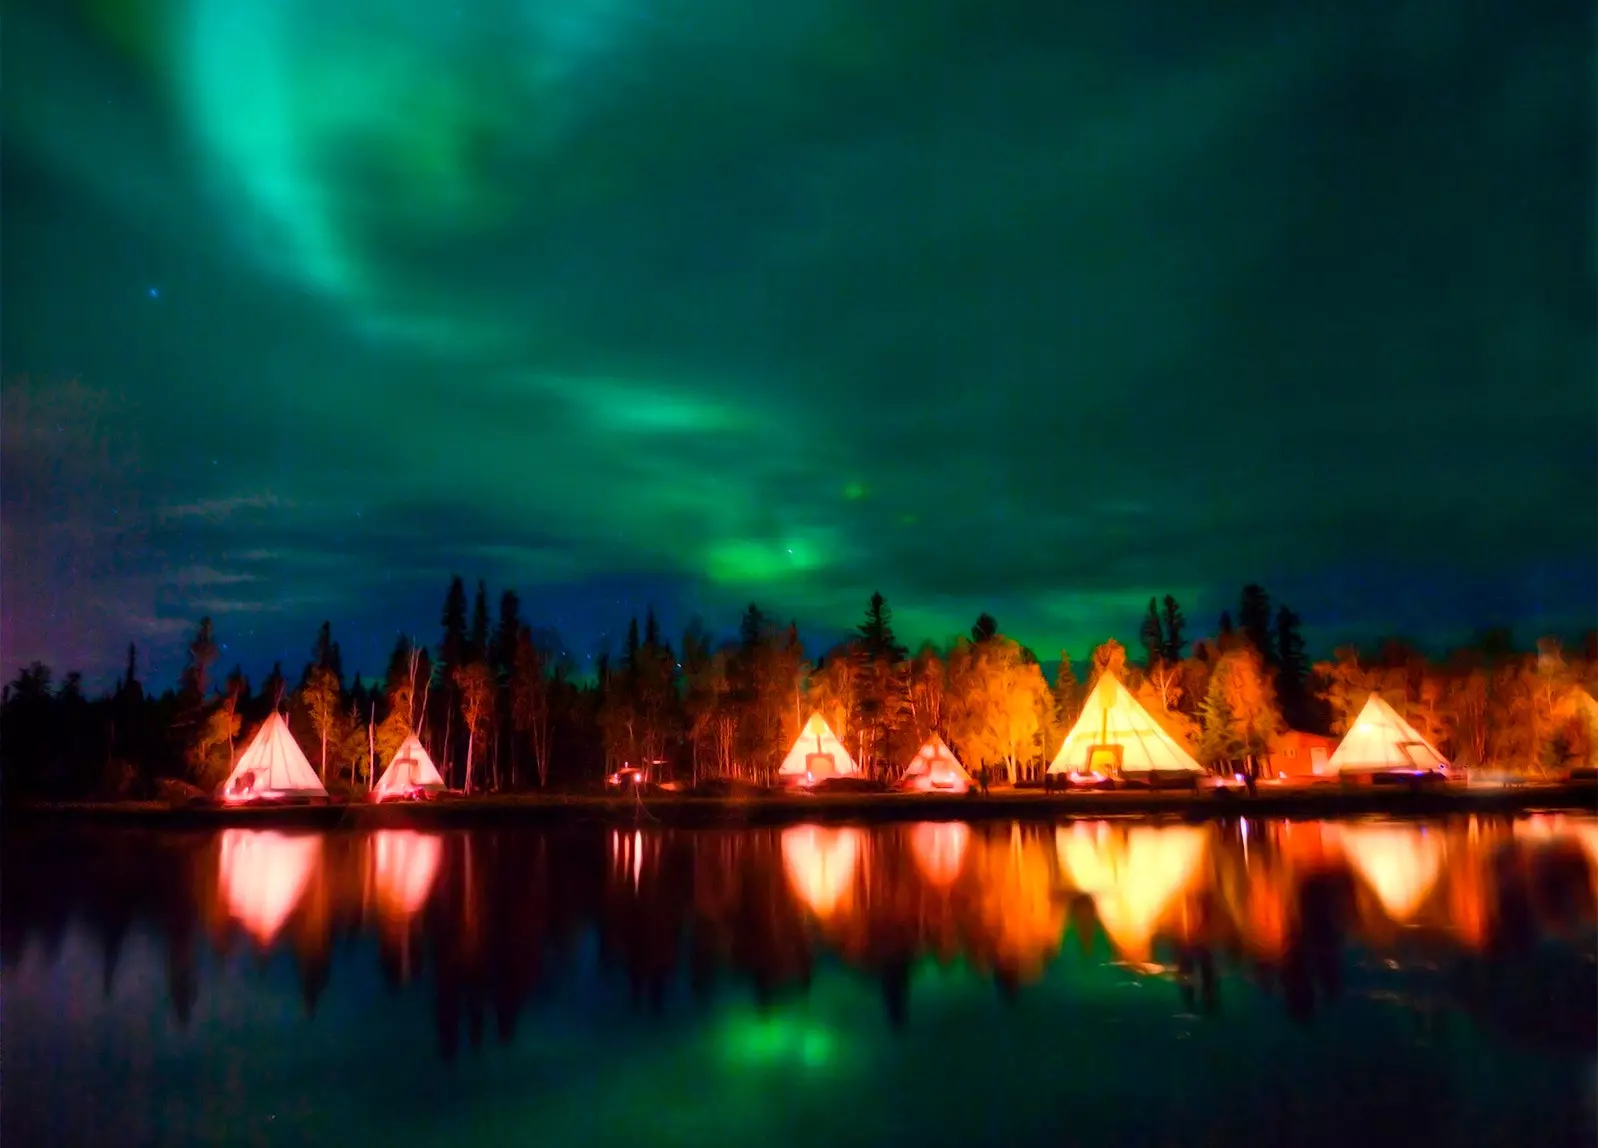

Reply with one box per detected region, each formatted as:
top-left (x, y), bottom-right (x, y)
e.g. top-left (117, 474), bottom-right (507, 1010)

top-left (960, 824), bottom-right (1066, 983)
top-left (6, 815), bottom-right (1597, 1050)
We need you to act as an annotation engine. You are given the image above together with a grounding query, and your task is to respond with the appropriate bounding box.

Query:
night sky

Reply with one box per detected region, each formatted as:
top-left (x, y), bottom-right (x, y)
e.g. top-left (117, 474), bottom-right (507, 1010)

top-left (4, 0), bottom-right (1594, 688)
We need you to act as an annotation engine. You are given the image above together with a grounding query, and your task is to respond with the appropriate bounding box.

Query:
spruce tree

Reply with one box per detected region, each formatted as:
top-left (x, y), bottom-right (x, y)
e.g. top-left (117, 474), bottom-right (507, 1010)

top-left (1139, 598), bottom-right (1164, 669)
top-left (1160, 596), bottom-right (1187, 663)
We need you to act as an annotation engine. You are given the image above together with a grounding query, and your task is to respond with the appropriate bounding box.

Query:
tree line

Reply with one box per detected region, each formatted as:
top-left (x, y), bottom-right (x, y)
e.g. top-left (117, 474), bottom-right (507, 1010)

top-left (2, 579), bottom-right (1594, 800)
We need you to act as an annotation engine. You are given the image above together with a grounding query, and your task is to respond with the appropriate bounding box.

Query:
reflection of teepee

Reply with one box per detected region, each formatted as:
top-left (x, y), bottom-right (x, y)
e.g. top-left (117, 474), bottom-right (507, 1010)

top-left (370, 830), bottom-right (443, 918)
top-left (911, 821), bottom-right (970, 888)
top-left (220, 712), bottom-right (327, 799)
top-left (1056, 821), bottom-right (1209, 958)
top-left (782, 825), bottom-right (863, 919)
top-left (219, 829), bottom-right (323, 945)
top-left (901, 735), bottom-right (972, 793)
top-left (1515, 814), bottom-right (1598, 875)
top-left (778, 713), bottom-right (859, 781)
top-left (1047, 674), bottom-right (1202, 776)
top-left (1326, 695), bottom-right (1449, 774)
top-left (372, 734), bottom-right (448, 799)
top-left (1335, 822), bottom-right (1445, 922)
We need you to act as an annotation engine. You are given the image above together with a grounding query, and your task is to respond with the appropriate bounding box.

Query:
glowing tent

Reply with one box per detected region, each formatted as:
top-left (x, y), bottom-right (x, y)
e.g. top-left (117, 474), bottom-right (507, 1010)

top-left (782, 825), bottom-right (863, 920)
top-left (372, 734), bottom-right (448, 800)
top-left (1056, 821), bottom-right (1209, 959)
top-left (900, 734), bottom-right (972, 793)
top-left (1334, 822), bottom-right (1444, 922)
top-left (777, 713), bottom-right (860, 784)
top-left (1325, 694), bottom-right (1449, 775)
top-left (1046, 673), bottom-right (1203, 778)
top-left (220, 712), bottom-right (327, 801)
top-left (219, 829), bottom-right (323, 945)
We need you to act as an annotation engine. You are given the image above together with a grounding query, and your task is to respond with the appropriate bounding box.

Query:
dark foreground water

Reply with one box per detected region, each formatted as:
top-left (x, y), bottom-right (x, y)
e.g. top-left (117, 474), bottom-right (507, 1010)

top-left (4, 814), bottom-right (1596, 1148)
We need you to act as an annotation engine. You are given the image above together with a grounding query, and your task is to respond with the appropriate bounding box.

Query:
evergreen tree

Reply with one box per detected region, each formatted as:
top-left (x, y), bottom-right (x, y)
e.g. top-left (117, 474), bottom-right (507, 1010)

top-left (180, 617), bottom-right (218, 704)
top-left (1198, 674), bottom-right (1240, 768)
top-left (260, 662), bottom-right (287, 711)
top-left (308, 621), bottom-right (343, 687)
top-left (1138, 598), bottom-right (1164, 670)
top-left (971, 613), bottom-right (999, 644)
top-left (1274, 606), bottom-right (1308, 728)
top-left (859, 592), bottom-right (907, 662)
top-left (469, 580), bottom-right (491, 664)
top-left (493, 590), bottom-right (522, 677)
top-left (1218, 610), bottom-right (1235, 639)
top-left (122, 643), bottom-right (143, 704)
top-left (1160, 596), bottom-right (1187, 663)
top-left (1238, 584), bottom-right (1275, 665)
top-left (439, 577), bottom-right (469, 671)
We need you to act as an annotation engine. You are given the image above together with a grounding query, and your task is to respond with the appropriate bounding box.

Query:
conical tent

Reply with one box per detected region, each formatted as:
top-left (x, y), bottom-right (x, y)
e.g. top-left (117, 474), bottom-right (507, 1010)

top-left (777, 713), bottom-right (860, 781)
top-left (1047, 673), bottom-right (1203, 776)
top-left (1325, 694), bottom-right (1449, 774)
top-left (220, 712), bottom-right (328, 800)
top-left (372, 733), bottom-right (448, 799)
top-left (901, 734), bottom-right (972, 792)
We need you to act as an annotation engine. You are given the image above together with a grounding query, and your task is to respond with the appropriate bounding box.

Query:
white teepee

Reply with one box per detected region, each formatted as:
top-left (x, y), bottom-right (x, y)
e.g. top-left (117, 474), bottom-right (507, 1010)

top-left (901, 734), bottom-right (972, 793)
top-left (372, 733), bottom-right (448, 799)
top-left (1325, 694), bottom-right (1449, 774)
top-left (1047, 673), bottom-right (1203, 776)
top-left (778, 712), bottom-right (860, 781)
top-left (220, 712), bottom-right (327, 800)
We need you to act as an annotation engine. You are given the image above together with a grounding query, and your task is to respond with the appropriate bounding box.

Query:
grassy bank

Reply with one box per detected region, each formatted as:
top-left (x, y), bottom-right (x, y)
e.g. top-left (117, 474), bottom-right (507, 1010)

top-left (6, 779), bottom-right (1595, 830)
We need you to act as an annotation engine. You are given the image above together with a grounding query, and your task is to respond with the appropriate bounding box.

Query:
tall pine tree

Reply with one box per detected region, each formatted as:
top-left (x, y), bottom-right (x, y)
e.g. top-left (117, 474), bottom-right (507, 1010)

top-left (1139, 598), bottom-right (1164, 669)
top-left (1160, 596), bottom-right (1187, 663)
top-left (1238, 584), bottom-right (1275, 666)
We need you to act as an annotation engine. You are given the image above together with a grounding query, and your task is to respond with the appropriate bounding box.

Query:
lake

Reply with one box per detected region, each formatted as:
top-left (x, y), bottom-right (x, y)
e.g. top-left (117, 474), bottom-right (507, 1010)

top-left (4, 813), bottom-right (1596, 1147)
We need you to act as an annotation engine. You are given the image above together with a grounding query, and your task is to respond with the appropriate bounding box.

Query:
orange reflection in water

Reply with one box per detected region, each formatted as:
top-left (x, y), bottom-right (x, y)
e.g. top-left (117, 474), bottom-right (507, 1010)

top-left (962, 825), bottom-right (1066, 980)
top-left (1057, 821), bottom-right (1208, 961)
top-left (219, 829), bottom-right (323, 946)
top-left (782, 825), bottom-right (864, 921)
top-left (1334, 823), bottom-right (1445, 924)
top-left (911, 821), bottom-right (970, 889)
top-left (370, 831), bottom-right (442, 921)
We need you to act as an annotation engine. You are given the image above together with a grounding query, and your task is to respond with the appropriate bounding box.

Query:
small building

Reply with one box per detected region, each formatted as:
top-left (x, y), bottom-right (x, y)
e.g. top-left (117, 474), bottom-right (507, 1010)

top-left (1266, 729), bottom-right (1338, 778)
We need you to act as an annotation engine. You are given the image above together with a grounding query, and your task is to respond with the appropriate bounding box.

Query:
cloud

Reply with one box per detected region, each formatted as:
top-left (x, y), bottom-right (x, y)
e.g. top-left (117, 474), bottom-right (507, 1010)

top-left (159, 494), bottom-right (285, 522)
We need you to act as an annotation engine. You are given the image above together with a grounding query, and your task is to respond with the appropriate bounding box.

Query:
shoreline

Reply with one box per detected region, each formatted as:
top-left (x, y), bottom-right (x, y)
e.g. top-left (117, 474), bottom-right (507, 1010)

top-left (6, 780), bottom-right (1595, 830)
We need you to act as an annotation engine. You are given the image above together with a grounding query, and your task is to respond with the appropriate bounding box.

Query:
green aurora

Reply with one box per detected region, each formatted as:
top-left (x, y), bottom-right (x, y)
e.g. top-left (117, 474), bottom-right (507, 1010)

top-left (3, 0), bottom-right (1593, 683)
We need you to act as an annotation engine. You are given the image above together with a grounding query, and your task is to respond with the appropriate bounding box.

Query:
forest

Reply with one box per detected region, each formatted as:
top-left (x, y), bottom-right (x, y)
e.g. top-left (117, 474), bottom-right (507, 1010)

top-left (2, 579), bottom-right (1595, 801)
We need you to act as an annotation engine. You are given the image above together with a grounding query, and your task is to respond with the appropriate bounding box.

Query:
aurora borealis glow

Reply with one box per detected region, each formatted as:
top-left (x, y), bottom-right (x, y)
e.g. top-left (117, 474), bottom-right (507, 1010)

top-left (4, 0), bottom-right (1593, 684)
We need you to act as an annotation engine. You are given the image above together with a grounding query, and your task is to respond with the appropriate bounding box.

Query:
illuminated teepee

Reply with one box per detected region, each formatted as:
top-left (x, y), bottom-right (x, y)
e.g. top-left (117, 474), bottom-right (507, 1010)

top-left (777, 712), bottom-right (860, 783)
top-left (220, 712), bottom-right (328, 801)
top-left (901, 734), bottom-right (972, 793)
top-left (372, 733), bottom-right (448, 800)
top-left (1325, 694), bottom-right (1449, 775)
top-left (1046, 673), bottom-right (1203, 777)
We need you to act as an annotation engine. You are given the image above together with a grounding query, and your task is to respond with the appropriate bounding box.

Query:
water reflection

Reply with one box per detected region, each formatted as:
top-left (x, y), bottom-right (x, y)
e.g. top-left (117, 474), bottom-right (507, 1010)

top-left (5, 815), bottom-right (1597, 1059)
top-left (217, 829), bottom-right (322, 946)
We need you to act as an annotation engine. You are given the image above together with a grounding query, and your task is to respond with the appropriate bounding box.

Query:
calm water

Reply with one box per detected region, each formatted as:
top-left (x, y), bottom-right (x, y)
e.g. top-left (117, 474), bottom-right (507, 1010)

top-left (4, 814), bottom-right (1596, 1148)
